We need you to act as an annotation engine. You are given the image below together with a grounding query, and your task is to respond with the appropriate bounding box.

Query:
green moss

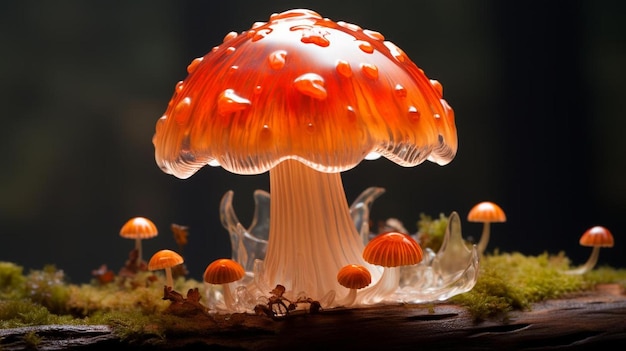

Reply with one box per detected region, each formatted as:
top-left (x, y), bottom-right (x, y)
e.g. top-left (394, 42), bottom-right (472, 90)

top-left (582, 266), bottom-right (626, 287)
top-left (451, 251), bottom-right (593, 321)
top-left (0, 299), bottom-right (77, 328)
top-left (1, 249), bottom-right (625, 333)
top-left (23, 265), bottom-right (71, 315)
top-left (0, 262), bottom-right (27, 299)
top-left (416, 213), bottom-right (449, 251)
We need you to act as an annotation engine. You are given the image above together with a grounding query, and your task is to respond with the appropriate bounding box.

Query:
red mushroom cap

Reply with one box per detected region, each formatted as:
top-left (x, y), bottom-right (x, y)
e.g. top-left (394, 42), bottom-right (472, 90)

top-left (337, 264), bottom-right (372, 289)
top-left (363, 231), bottom-right (424, 267)
top-left (467, 201), bottom-right (507, 223)
top-left (153, 9), bottom-right (457, 178)
top-left (579, 226), bottom-right (614, 248)
top-left (148, 249), bottom-right (184, 271)
top-left (119, 217), bottom-right (158, 239)
top-left (203, 258), bottom-right (245, 284)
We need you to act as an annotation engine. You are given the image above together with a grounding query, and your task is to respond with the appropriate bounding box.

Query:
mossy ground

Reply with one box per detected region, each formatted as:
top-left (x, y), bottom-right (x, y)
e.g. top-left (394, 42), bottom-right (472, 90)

top-left (2, 209), bottom-right (625, 337)
top-left (1, 253), bottom-right (624, 338)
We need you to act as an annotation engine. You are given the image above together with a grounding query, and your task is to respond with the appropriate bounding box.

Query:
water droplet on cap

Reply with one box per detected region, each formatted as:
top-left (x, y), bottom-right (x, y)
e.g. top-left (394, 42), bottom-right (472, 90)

top-left (296, 26), bottom-right (330, 47)
top-left (336, 60), bottom-right (352, 77)
top-left (430, 79), bottom-right (443, 96)
top-left (175, 81), bottom-right (184, 93)
top-left (408, 106), bottom-right (420, 121)
top-left (363, 29), bottom-right (384, 41)
top-left (187, 57), bottom-right (203, 74)
top-left (384, 41), bottom-right (406, 63)
top-left (337, 21), bottom-right (362, 32)
top-left (361, 63), bottom-right (379, 80)
top-left (394, 84), bottom-right (406, 98)
top-left (357, 40), bottom-right (374, 54)
top-left (174, 97), bottom-right (191, 125)
top-left (293, 73), bottom-right (327, 100)
top-left (268, 50), bottom-right (287, 70)
top-left (252, 28), bottom-right (272, 42)
top-left (217, 89), bottom-right (251, 115)
top-left (223, 31), bottom-right (238, 43)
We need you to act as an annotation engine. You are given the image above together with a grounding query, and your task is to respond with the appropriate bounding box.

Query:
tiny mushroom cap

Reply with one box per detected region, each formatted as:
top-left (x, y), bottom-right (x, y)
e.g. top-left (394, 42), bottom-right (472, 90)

top-left (363, 231), bottom-right (424, 267)
top-left (337, 264), bottom-right (372, 290)
top-left (204, 258), bottom-right (245, 285)
top-left (579, 226), bottom-right (614, 248)
top-left (148, 249), bottom-right (184, 271)
top-left (148, 249), bottom-right (184, 287)
top-left (120, 216), bottom-right (159, 239)
top-left (467, 202), bottom-right (507, 223)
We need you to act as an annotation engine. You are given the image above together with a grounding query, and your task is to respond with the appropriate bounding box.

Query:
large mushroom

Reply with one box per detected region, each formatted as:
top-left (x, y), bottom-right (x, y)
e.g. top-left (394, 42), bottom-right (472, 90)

top-left (152, 9), bottom-right (457, 301)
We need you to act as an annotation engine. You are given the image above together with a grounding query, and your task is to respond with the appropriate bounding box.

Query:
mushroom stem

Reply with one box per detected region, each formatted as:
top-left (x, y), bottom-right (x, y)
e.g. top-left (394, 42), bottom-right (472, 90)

top-left (222, 283), bottom-right (236, 310)
top-left (565, 246), bottom-right (600, 275)
top-left (476, 223), bottom-right (491, 255)
top-left (164, 267), bottom-right (174, 287)
top-left (357, 267), bottom-right (400, 304)
top-left (135, 238), bottom-right (143, 267)
top-left (262, 159), bottom-right (378, 300)
top-left (335, 288), bottom-right (358, 307)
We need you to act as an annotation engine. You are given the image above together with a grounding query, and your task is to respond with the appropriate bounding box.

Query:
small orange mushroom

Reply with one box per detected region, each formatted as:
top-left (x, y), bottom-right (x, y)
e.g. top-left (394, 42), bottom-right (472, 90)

top-left (148, 249), bottom-right (184, 287)
top-left (119, 217), bottom-right (159, 268)
top-left (360, 231), bottom-right (423, 303)
top-left (204, 258), bottom-right (245, 310)
top-left (565, 226), bottom-right (614, 275)
top-left (467, 201), bottom-right (506, 255)
top-left (336, 264), bottom-right (371, 306)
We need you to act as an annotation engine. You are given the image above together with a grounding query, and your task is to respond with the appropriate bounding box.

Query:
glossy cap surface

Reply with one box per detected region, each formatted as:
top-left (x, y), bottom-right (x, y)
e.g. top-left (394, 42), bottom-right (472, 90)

top-left (203, 258), bottom-right (245, 284)
top-left (148, 249), bottom-right (184, 270)
top-left (153, 9), bottom-right (457, 178)
top-left (337, 264), bottom-right (372, 289)
top-left (467, 202), bottom-right (507, 223)
top-left (119, 217), bottom-right (158, 239)
top-left (579, 226), bottom-right (614, 248)
top-left (363, 231), bottom-right (423, 267)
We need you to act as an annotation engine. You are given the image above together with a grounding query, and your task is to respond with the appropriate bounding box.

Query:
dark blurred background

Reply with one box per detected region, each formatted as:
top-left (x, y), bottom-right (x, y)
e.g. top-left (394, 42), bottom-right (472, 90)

top-left (1, 0), bottom-right (624, 283)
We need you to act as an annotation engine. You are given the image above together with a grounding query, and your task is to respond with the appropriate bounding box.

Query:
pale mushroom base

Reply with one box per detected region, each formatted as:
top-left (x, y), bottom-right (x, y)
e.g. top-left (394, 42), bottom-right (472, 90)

top-left (215, 187), bottom-right (479, 313)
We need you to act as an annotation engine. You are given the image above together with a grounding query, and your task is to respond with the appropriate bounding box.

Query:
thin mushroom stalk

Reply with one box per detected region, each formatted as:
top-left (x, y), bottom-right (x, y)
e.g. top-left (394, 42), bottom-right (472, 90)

top-left (134, 239), bottom-right (143, 267)
top-left (164, 267), bottom-right (174, 287)
top-left (357, 267), bottom-right (401, 304)
top-left (564, 226), bottom-right (614, 275)
top-left (565, 246), bottom-right (600, 275)
top-left (334, 288), bottom-right (358, 307)
top-left (221, 283), bottom-right (237, 310)
top-left (476, 223), bottom-right (491, 256)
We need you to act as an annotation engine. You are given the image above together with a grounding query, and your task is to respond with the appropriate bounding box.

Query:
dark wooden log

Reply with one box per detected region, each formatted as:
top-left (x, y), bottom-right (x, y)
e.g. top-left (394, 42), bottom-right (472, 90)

top-left (1, 285), bottom-right (624, 350)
